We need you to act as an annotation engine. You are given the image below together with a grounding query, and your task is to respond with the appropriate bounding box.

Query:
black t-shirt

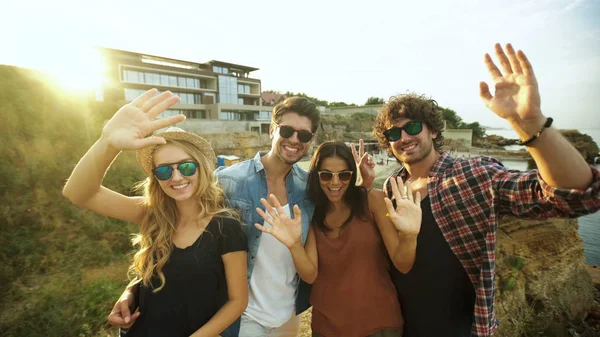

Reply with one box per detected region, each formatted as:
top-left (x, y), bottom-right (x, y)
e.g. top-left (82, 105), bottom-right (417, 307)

top-left (390, 197), bottom-right (476, 337)
top-left (126, 217), bottom-right (248, 337)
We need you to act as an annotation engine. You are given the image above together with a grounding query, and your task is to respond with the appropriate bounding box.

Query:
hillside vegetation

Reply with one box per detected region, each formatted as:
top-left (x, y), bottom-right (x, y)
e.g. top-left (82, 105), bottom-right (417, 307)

top-left (0, 66), bottom-right (140, 337)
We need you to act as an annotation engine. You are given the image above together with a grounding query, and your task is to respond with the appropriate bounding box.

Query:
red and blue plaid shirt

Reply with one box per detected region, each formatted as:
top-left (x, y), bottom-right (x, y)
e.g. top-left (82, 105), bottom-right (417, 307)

top-left (385, 152), bottom-right (600, 337)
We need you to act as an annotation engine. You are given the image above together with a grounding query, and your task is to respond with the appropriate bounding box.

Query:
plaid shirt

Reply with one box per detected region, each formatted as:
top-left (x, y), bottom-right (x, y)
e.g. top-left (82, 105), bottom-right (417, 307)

top-left (385, 152), bottom-right (600, 337)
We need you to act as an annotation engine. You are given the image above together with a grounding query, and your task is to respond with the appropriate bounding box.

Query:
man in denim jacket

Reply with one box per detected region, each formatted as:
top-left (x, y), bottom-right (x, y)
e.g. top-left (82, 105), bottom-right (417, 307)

top-left (218, 97), bottom-right (319, 336)
top-left (108, 96), bottom-right (321, 337)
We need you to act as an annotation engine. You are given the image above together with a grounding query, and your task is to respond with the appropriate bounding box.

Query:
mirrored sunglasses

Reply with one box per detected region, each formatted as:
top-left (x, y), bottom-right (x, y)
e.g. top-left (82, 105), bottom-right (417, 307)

top-left (152, 161), bottom-right (198, 181)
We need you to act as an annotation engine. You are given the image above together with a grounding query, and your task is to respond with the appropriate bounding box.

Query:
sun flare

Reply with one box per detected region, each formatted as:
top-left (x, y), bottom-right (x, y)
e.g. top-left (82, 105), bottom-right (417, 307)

top-left (43, 47), bottom-right (107, 94)
top-left (2, 45), bottom-right (108, 95)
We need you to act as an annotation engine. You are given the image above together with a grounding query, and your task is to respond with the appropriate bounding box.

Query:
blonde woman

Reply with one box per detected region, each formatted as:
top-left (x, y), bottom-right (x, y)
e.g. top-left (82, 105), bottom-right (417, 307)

top-left (63, 89), bottom-right (248, 337)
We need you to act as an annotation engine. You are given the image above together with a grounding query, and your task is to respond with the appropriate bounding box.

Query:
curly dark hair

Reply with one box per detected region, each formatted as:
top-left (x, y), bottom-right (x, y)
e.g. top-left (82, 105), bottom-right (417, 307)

top-left (271, 96), bottom-right (321, 133)
top-left (373, 93), bottom-right (445, 157)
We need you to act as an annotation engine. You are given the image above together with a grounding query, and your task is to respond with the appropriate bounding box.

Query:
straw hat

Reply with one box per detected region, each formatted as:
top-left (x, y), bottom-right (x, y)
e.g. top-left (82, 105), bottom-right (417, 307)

top-left (136, 127), bottom-right (216, 176)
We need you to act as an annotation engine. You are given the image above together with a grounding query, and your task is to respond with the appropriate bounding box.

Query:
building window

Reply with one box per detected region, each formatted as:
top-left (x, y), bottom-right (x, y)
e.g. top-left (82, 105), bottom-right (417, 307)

top-left (238, 84), bottom-right (251, 94)
top-left (186, 78), bottom-right (195, 88)
top-left (157, 109), bottom-right (181, 119)
top-left (177, 92), bottom-right (202, 104)
top-left (123, 70), bottom-right (144, 83)
top-left (258, 111), bottom-right (271, 120)
top-left (123, 70), bottom-right (135, 82)
top-left (124, 88), bottom-right (147, 101)
top-left (213, 66), bottom-right (229, 74)
top-left (159, 109), bottom-right (205, 119)
top-left (122, 69), bottom-right (207, 90)
top-left (220, 111), bottom-right (240, 120)
top-left (218, 75), bottom-right (238, 104)
top-left (125, 88), bottom-right (202, 105)
top-left (160, 74), bottom-right (170, 86)
top-left (182, 110), bottom-right (205, 119)
top-left (178, 93), bottom-right (189, 104)
top-left (145, 73), bottom-right (160, 85)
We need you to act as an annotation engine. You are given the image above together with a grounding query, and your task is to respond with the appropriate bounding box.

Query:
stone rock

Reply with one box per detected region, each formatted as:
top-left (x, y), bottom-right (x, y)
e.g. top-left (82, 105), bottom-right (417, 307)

top-left (494, 216), bottom-right (594, 336)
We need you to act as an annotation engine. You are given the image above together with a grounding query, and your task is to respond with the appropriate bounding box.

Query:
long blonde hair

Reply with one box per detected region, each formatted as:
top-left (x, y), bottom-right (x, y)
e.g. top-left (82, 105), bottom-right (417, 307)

top-left (129, 139), bottom-right (238, 292)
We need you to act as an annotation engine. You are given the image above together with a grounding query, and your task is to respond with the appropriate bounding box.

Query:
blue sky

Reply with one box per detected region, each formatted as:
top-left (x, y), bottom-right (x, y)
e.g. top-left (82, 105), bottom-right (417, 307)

top-left (0, 0), bottom-right (598, 129)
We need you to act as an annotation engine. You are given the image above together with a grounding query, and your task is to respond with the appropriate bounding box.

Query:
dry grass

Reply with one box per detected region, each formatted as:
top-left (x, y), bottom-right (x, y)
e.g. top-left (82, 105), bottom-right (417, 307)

top-left (300, 308), bottom-right (313, 336)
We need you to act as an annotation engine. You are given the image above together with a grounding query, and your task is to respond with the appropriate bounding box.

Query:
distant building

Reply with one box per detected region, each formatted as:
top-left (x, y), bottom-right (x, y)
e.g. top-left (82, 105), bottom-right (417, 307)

top-left (261, 92), bottom-right (287, 106)
top-left (98, 47), bottom-right (273, 135)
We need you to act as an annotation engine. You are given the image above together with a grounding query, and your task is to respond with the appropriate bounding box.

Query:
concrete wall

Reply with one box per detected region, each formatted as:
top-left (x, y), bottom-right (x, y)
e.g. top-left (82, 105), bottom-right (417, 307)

top-left (444, 129), bottom-right (473, 148)
top-left (324, 105), bottom-right (382, 116)
top-left (179, 119), bottom-right (271, 135)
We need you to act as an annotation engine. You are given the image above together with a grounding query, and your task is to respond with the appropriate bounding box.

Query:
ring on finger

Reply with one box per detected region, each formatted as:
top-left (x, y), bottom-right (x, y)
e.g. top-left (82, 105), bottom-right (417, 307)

top-left (401, 195), bottom-right (409, 199)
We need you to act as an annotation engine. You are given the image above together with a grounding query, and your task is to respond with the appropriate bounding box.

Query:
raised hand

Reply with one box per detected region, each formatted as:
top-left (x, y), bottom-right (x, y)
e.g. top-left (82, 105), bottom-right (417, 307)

top-left (351, 139), bottom-right (376, 189)
top-left (255, 194), bottom-right (302, 249)
top-left (479, 43), bottom-right (545, 133)
top-left (102, 89), bottom-right (184, 150)
top-left (384, 177), bottom-right (422, 236)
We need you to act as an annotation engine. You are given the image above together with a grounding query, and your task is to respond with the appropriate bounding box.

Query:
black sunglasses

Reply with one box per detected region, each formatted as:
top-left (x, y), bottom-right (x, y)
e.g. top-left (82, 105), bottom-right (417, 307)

top-left (277, 124), bottom-right (314, 143)
top-left (318, 170), bottom-right (353, 182)
top-left (152, 161), bottom-right (198, 181)
top-left (383, 121), bottom-right (424, 142)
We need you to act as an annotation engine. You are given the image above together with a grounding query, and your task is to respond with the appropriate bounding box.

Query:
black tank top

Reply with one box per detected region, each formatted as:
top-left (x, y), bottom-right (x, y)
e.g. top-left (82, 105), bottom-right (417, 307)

top-left (390, 197), bottom-right (476, 337)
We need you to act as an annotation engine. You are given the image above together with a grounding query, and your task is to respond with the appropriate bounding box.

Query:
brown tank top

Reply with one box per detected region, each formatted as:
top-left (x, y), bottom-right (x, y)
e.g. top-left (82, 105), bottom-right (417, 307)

top-left (310, 216), bottom-right (403, 337)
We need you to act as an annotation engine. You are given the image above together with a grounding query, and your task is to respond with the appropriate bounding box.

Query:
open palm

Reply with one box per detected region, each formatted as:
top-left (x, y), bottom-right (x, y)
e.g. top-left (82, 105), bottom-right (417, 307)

top-left (384, 177), bottom-right (422, 236)
top-left (102, 89), bottom-right (184, 150)
top-left (255, 194), bottom-right (302, 249)
top-left (480, 43), bottom-right (542, 124)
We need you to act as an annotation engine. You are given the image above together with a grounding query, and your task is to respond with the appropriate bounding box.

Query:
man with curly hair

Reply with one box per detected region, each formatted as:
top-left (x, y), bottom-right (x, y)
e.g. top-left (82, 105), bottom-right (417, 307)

top-left (374, 43), bottom-right (600, 337)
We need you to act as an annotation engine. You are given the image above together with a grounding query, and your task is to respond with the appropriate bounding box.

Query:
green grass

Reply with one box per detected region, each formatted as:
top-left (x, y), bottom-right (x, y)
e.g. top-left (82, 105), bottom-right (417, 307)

top-left (0, 65), bottom-right (139, 336)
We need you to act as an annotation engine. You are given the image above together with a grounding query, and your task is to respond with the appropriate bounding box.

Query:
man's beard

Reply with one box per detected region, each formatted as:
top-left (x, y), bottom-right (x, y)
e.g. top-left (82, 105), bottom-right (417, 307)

top-left (276, 144), bottom-right (305, 165)
top-left (394, 138), bottom-right (434, 165)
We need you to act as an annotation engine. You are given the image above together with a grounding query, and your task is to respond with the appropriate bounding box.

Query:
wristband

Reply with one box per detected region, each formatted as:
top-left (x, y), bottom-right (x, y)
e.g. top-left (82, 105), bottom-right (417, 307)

top-left (517, 117), bottom-right (553, 146)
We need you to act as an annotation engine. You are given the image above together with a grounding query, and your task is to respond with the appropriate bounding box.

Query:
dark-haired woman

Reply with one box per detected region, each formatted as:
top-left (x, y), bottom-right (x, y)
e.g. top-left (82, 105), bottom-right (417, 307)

top-left (254, 141), bottom-right (422, 337)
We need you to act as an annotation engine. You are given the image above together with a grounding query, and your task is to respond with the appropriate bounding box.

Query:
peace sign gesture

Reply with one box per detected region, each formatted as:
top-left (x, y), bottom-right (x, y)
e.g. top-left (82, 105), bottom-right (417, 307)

top-left (255, 194), bottom-right (303, 249)
top-left (384, 177), bottom-right (422, 236)
top-left (102, 89), bottom-right (184, 150)
top-left (351, 139), bottom-right (376, 189)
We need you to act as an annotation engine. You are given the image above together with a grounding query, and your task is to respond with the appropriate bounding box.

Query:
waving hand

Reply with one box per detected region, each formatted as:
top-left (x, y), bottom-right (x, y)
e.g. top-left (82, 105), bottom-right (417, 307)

top-left (479, 43), bottom-right (545, 134)
top-left (255, 194), bottom-right (302, 249)
top-left (102, 89), bottom-right (184, 150)
top-left (384, 177), bottom-right (422, 236)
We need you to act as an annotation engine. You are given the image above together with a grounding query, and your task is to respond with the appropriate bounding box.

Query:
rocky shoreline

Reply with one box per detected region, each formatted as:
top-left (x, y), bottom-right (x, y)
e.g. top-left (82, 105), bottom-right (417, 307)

top-left (586, 265), bottom-right (600, 334)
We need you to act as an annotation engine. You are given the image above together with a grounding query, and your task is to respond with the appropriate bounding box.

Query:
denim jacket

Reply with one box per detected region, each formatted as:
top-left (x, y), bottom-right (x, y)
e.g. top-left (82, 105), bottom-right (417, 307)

top-left (216, 152), bottom-right (315, 336)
